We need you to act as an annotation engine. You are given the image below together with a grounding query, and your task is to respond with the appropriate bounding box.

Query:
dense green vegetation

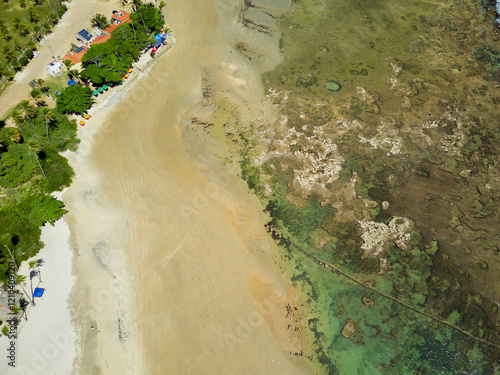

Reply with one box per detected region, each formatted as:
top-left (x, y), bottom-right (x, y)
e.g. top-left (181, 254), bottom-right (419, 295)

top-left (0, 100), bottom-right (78, 282)
top-left (56, 84), bottom-right (93, 115)
top-left (80, 3), bottom-right (165, 86)
top-left (0, 0), bottom-right (68, 81)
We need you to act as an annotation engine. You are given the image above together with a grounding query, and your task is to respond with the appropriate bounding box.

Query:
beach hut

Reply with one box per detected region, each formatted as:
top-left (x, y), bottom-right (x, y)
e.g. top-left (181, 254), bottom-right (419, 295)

top-left (97, 87), bottom-right (103, 93)
top-left (128, 68), bottom-right (133, 73)
top-left (103, 85), bottom-right (109, 91)
top-left (79, 121), bottom-right (85, 126)
top-left (83, 114), bottom-right (90, 120)
top-left (45, 60), bottom-right (63, 77)
top-left (93, 91), bottom-right (99, 96)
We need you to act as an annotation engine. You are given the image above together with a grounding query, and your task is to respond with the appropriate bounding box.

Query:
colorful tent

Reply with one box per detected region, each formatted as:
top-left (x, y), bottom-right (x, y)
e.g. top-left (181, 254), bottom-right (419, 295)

top-left (67, 80), bottom-right (76, 85)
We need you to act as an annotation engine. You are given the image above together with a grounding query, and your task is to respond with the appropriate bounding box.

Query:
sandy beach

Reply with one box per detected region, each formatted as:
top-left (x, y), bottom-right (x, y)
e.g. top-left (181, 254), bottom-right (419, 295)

top-left (0, 194), bottom-right (76, 375)
top-left (64, 0), bottom-right (312, 374)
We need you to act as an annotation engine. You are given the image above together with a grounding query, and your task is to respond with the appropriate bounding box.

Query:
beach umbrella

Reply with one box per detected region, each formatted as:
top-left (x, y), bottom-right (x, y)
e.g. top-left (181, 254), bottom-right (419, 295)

top-left (93, 91), bottom-right (99, 96)
top-left (33, 288), bottom-right (45, 298)
top-left (98, 87), bottom-right (103, 93)
top-left (79, 121), bottom-right (85, 126)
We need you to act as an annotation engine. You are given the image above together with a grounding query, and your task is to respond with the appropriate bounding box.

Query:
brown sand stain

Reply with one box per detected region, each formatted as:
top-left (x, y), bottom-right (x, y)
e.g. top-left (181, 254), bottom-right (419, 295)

top-left (248, 273), bottom-right (312, 357)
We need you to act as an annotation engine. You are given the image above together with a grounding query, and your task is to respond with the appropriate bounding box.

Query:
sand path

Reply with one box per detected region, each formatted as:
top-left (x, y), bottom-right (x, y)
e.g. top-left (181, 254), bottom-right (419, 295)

top-left (66, 0), bottom-right (311, 373)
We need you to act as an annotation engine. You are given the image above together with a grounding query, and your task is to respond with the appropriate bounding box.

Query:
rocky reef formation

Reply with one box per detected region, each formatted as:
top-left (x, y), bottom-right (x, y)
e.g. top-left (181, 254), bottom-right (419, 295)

top-left (235, 0), bottom-right (500, 373)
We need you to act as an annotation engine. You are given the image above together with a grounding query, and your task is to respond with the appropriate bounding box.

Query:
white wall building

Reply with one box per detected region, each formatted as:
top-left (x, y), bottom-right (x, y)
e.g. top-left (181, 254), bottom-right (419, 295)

top-left (45, 60), bottom-right (63, 77)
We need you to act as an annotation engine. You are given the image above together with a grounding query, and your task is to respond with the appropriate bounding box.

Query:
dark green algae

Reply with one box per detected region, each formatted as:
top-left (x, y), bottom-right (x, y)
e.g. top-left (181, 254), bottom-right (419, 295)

top-left (240, 0), bottom-right (500, 373)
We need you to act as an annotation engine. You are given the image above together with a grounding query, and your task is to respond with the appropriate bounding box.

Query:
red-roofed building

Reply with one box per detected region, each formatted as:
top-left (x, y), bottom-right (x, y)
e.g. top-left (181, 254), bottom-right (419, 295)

top-left (62, 46), bottom-right (89, 64)
top-left (111, 10), bottom-right (130, 25)
top-left (91, 33), bottom-right (111, 45)
top-left (104, 23), bottom-right (119, 34)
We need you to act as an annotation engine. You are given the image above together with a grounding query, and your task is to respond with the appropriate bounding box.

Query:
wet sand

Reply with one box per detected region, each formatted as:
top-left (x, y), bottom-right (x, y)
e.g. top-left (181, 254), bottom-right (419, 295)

top-left (67, 0), bottom-right (312, 373)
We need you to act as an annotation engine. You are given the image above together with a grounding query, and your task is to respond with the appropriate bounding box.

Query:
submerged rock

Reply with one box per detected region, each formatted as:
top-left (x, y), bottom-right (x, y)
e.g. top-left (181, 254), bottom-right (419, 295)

top-left (341, 319), bottom-right (356, 338)
top-left (362, 296), bottom-right (375, 306)
top-left (325, 81), bottom-right (341, 91)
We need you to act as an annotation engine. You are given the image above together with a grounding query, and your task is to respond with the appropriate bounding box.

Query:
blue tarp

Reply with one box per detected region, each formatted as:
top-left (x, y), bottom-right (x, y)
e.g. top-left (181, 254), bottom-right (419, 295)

top-left (155, 34), bottom-right (166, 48)
top-left (67, 80), bottom-right (76, 85)
top-left (33, 288), bottom-right (45, 298)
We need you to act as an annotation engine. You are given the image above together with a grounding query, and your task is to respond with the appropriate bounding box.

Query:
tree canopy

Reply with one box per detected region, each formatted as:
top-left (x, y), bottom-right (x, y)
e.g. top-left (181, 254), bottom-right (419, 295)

top-left (56, 85), bottom-right (93, 115)
top-left (91, 13), bottom-right (109, 30)
top-left (80, 4), bottom-right (165, 86)
top-left (131, 3), bottom-right (165, 33)
top-left (0, 103), bottom-right (78, 282)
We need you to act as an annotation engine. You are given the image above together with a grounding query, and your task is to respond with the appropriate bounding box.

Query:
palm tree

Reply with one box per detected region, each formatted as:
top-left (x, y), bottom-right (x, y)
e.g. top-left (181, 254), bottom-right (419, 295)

top-left (10, 109), bottom-right (23, 125)
top-left (2, 242), bottom-right (18, 272)
top-left (69, 69), bottom-right (80, 83)
top-left (40, 85), bottom-right (50, 98)
top-left (15, 275), bottom-right (32, 302)
top-left (6, 128), bottom-right (22, 143)
top-left (28, 7), bottom-right (39, 23)
top-left (19, 100), bottom-right (36, 122)
top-left (132, 0), bottom-right (141, 11)
top-left (159, 1), bottom-right (166, 10)
top-left (29, 88), bottom-right (42, 106)
top-left (20, 0), bottom-right (27, 8)
top-left (27, 139), bottom-right (47, 179)
top-left (19, 23), bottom-right (29, 37)
top-left (13, 17), bottom-right (22, 30)
top-left (36, 78), bottom-right (44, 87)
top-left (45, 0), bottom-right (55, 15)
top-left (0, 27), bottom-right (10, 41)
top-left (5, 50), bottom-right (16, 62)
top-left (63, 59), bottom-right (72, 71)
top-left (39, 107), bottom-right (54, 145)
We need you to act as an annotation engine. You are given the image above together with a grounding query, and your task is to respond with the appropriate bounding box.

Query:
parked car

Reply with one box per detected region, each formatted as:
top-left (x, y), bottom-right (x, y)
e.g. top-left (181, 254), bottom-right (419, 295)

top-left (33, 51), bottom-right (40, 58)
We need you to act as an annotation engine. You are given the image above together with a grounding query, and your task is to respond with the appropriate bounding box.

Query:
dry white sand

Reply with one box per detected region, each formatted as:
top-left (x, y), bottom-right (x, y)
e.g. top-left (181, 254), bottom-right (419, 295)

top-left (0, 194), bottom-right (76, 375)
